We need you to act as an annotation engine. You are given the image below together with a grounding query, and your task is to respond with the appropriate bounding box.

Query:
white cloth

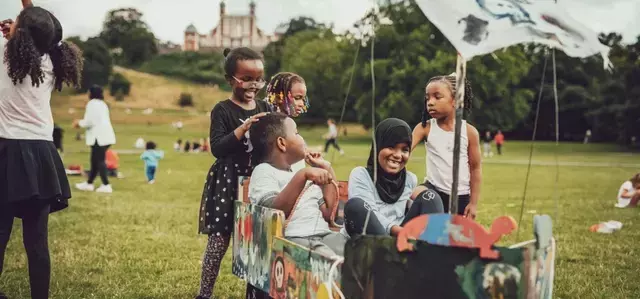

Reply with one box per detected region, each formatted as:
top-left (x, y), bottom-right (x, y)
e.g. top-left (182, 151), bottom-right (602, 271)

top-left (615, 181), bottom-right (634, 208)
top-left (78, 99), bottom-right (116, 146)
top-left (0, 38), bottom-right (55, 141)
top-left (414, 0), bottom-right (611, 68)
top-left (249, 163), bottom-right (331, 238)
top-left (345, 166), bottom-right (417, 234)
top-left (425, 118), bottom-right (471, 195)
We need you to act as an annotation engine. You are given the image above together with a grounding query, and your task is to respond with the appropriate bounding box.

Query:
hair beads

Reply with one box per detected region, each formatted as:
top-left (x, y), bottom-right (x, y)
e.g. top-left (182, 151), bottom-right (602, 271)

top-left (265, 72), bottom-right (309, 116)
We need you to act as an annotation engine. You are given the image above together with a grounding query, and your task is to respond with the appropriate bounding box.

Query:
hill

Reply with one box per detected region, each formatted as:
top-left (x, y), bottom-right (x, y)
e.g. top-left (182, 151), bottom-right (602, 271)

top-left (51, 67), bottom-right (231, 128)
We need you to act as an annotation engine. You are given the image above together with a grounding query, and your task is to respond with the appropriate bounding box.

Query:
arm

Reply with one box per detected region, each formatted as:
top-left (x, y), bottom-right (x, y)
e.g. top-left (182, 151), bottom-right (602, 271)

top-left (22, 0), bottom-right (33, 8)
top-left (467, 125), bottom-right (482, 209)
top-left (620, 189), bottom-right (635, 199)
top-left (318, 166), bottom-right (338, 222)
top-left (78, 101), bottom-right (94, 129)
top-left (348, 167), bottom-right (396, 235)
top-left (209, 104), bottom-right (244, 158)
top-left (155, 150), bottom-right (165, 159)
top-left (411, 123), bottom-right (429, 152)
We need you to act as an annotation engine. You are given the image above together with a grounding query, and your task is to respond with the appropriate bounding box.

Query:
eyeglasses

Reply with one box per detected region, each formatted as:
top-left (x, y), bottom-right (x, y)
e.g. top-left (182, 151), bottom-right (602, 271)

top-left (231, 76), bottom-right (266, 89)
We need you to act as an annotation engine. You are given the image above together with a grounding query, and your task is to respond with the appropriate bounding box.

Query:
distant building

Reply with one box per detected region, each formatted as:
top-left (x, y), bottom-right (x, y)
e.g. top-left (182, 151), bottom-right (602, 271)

top-left (183, 1), bottom-right (279, 53)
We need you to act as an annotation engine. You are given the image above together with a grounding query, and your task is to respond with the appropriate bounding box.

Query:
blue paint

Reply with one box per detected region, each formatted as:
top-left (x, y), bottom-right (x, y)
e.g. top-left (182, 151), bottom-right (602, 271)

top-left (420, 214), bottom-right (452, 245)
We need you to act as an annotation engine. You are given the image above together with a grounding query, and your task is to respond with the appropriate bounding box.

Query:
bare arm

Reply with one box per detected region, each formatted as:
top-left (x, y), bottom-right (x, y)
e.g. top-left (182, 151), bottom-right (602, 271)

top-left (411, 123), bottom-right (429, 151)
top-left (22, 0), bottom-right (33, 8)
top-left (620, 188), bottom-right (635, 199)
top-left (467, 124), bottom-right (482, 207)
top-left (269, 170), bottom-right (310, 218)
top-left (318, 166), bottom-right (338, 222)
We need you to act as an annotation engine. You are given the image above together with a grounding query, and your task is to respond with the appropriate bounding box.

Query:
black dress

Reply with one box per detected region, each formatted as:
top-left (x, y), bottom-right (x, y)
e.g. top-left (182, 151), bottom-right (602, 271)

top-left (198, 99), bottom-right (271, 235)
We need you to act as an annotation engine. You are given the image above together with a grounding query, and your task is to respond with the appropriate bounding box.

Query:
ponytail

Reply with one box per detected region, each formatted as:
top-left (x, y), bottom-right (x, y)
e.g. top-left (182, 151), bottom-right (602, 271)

top-left (4, 27), bottom-right (45, 86)
top-left (48, 40), bottom-right (83, 91)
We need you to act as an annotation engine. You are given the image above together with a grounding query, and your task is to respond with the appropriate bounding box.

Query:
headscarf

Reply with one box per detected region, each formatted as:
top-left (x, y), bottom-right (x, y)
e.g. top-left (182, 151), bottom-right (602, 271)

top-left (366, 118), bottom-right (413, 204)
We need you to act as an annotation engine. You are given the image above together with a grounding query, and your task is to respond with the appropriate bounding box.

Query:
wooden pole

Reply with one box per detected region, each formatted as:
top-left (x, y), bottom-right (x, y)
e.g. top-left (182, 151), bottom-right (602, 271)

top-left (449, 54), bottom-right (467, 214)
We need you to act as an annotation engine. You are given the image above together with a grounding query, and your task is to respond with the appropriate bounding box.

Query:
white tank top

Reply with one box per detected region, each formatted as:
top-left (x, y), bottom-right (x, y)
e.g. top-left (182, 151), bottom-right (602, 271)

top-left (425, 118), bottom-right (471, 195)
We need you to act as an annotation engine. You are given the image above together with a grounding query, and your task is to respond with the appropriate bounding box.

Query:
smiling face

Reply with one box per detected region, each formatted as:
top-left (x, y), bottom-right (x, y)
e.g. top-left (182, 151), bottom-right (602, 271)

top-left (377, 142), bottom-right (410, 174)
top-left (426, 80), bottom-right (455, 119)
top-left (289, 81), bottom-right (307, 117)
top-left (229, 59), bottom-right (265, 103)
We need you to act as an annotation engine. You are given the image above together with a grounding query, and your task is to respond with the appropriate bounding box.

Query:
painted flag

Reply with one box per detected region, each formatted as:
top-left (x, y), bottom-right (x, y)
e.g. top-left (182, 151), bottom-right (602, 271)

top-left (414, 0), bottom-right (612, 67)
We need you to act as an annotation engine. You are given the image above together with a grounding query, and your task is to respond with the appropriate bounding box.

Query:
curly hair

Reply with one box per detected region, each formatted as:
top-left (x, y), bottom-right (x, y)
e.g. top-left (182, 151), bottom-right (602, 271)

top-left (421, 73), bottom-right (474, 127)
top-left (265, 72), bottom-right (309, 116)
top-left (3, 6), bottom-right (82, 91)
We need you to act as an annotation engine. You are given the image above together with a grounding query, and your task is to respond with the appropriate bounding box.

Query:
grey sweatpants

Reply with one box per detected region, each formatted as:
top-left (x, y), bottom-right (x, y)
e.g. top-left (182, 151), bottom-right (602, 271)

top-left (288, 231), bottom-right (347, 256)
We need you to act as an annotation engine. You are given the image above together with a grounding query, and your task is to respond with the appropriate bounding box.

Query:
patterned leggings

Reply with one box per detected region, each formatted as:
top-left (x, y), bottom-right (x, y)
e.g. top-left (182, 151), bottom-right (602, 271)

top-left (198, 234), bottom-right (231, 298)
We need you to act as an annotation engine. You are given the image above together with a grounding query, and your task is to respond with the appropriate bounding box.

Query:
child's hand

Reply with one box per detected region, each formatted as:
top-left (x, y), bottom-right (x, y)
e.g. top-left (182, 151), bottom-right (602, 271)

top-left (304, 168), bottom-right (333, 186)
top-left (238, 112), bottom-right (268, 133)
top-left (464, 203), bottom-right (477, 219)
top-left (305, 152), bottom-right (330, 169)
top-left (1, 19), bottom-right (12, 39)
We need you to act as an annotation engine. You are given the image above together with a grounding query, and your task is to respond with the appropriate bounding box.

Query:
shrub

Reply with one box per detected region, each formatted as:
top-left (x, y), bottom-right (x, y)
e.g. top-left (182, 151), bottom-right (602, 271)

top-left (110, 73), bottom-right (131, 96)
top-left (178, 92), bottom-right (194, 107)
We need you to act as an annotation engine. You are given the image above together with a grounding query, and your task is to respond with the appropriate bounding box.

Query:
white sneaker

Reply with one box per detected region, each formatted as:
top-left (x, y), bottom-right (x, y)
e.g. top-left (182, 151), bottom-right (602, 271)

top-left (75, 182), bottom-right (94, 192)
top-left (339, 150), bottom-right (345, 155)
top-left (95, 184), bottom-right (113, 193)
top-left (148, 180), bottom-right (155, 184)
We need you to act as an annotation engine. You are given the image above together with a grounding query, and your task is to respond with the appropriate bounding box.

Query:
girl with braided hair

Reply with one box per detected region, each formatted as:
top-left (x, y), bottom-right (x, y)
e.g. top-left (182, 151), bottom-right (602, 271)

top-left (264, 71), bottom-right (309, 118)
top-left (0, 1), bottom-right (82, 298)
top-left (410, 73), bottom-right (482, 219)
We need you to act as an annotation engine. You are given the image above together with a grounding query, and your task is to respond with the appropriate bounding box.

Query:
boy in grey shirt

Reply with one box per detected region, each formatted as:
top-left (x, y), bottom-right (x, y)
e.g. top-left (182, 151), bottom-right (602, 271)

top-left (248, 112), bottom-right (346, 256)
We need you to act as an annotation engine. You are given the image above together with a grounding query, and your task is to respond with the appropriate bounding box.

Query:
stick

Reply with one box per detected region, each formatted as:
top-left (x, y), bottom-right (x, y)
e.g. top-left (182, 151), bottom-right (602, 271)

top-left (449, 53), bottom-right (467, 215)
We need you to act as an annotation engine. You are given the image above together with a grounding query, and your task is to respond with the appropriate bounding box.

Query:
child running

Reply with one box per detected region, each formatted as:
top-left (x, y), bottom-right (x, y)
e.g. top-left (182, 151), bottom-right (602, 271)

top-left (140, 141), bottom-right (164, 184)
top-left (249, 112), bottom-right (345, 255)
top-left (615, 173), bottom-right (640, 208)
top-left (0, 1), bottom-right (82, 298)
top-left (195, 47), bottom-right (270, 299)
top-left (411, 73), bottom-right (482, 218)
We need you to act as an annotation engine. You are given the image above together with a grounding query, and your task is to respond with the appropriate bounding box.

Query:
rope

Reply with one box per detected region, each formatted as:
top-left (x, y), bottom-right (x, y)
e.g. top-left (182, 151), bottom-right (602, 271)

top-left (449, 54), bottom-right (467, 214)
top-left (516, 51), bottom-right (549, 241)
top-left (362, 17), bottom-right (377, 235)
top-left (330, 42), bottom-right (362, 164)
top-left (552, 49), bottom-right (560, 225)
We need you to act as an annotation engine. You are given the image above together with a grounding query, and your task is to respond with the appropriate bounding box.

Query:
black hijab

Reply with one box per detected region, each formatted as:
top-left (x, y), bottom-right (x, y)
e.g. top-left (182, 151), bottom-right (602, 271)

top-left (366, 118), bottom-right (413, 204)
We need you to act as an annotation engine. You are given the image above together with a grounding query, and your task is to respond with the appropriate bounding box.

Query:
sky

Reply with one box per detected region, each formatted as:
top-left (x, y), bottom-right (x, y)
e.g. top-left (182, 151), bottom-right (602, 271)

top-left (1, 0), bottom-right (639, 44)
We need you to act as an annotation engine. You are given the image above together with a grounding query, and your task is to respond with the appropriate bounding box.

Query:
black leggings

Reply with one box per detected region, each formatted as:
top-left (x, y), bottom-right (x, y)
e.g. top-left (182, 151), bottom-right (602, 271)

top-left (0, 203), bottom-right (51, 299)
top-left (324, 138), bottom-right (341, 152)
top-left (87, 142), bottom-right (110, 185)
top-left (343, 189), bottom-right (444, 237)
top-left (423, 182), bottom-right (469, 215)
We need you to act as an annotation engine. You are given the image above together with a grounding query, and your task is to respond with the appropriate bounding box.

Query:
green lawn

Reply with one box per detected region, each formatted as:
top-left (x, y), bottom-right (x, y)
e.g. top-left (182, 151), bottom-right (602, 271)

top-left (1, 118), bottom-right (639, 298)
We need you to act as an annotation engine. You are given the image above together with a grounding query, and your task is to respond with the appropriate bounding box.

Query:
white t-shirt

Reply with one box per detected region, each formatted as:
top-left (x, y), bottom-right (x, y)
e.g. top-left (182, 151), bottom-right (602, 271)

top-left (249, 163), bottom-right (331, 238)
top-left (328, 124), bottom-right (338, 139)
top-left (616, 181), bottom-right (634, 208)
top-left (0, 38), bottom-right (55, 141)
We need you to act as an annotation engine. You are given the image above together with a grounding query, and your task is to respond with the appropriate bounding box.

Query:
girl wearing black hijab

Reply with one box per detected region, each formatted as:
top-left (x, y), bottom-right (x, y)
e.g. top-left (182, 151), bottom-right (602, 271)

top-left (343, 118), bottom-right (444, 237)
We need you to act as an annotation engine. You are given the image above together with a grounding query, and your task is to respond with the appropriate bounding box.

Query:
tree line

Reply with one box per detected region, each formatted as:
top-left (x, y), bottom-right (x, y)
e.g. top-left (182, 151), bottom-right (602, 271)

top-left (73, 2), bottom-right (639, 144)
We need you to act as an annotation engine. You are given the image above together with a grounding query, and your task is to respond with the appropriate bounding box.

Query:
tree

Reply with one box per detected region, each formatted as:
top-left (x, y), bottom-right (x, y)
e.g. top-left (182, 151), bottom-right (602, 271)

top-left (67, 36), bottom-right (113, 93)
top-left (100, 8), bottom-right (158, 66)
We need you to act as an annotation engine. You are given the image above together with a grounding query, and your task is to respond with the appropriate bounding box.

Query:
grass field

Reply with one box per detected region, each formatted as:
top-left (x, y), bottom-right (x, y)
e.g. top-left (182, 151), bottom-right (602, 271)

top-left (2, 70), bottom-right (640, 298)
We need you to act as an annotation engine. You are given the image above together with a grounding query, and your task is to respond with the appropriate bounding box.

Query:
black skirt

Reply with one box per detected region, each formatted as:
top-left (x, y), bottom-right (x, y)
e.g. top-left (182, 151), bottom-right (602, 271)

top-left (198, 159), bottom-right (251, 235)
top-left (0, 138), bottom-right (71, 218)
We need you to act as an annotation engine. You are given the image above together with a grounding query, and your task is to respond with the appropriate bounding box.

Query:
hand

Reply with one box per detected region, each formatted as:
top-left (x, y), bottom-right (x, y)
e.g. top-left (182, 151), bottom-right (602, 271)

top-left (304, 168), bottom-right (332, 186)
top-left (72, 119), bottom-right (80, 129)
top-left (238, 112), bottom-right (269, 134)
top-left (464, 203), bottom-right (477, 219)
top-left (1, 19), bottom-right (12, 39)
top-left (305, 152), bottom-right (330, 169)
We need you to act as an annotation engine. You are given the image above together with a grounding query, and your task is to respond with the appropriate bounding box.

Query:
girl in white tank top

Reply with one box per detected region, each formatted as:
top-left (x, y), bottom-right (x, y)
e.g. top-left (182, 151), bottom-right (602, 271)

top-left (411, 73), bottom-right (482, 219)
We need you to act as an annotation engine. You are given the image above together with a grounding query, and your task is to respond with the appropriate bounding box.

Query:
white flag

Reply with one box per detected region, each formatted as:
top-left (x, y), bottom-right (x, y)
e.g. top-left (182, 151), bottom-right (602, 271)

top-left (415, 0), bottom-right (611, 67)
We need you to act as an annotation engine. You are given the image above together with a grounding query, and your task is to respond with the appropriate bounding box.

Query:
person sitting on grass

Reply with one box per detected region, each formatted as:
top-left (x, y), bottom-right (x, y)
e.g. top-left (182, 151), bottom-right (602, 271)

top-left (248, 112), bottom-right (346, 256)
top-left (615, 173), bottom-right (640, 208)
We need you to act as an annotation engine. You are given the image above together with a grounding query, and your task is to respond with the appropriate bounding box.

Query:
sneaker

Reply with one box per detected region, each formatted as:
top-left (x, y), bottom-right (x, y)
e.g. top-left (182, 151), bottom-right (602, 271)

top-left (148, 180), bottom-right (155, 184)
top-left (75, 182), bottom-right (95, 192)
top-left (339, 150), bottom-right (345, 155)
top-left (95, 184), bottom-right (113, 193)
